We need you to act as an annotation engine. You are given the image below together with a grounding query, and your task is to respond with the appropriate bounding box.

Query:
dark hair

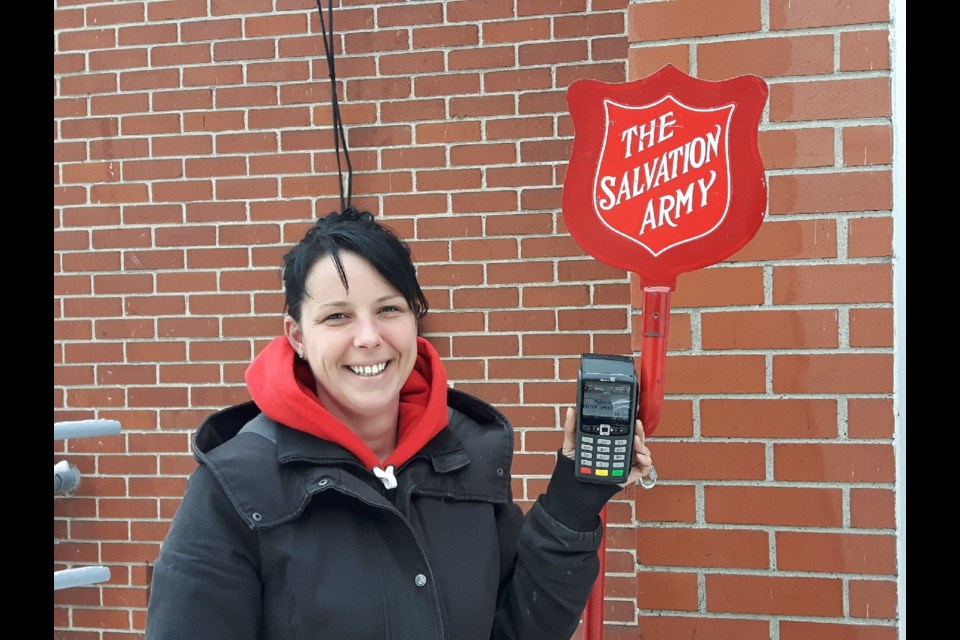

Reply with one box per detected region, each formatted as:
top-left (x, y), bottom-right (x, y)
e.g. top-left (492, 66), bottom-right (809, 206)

top-left (282, 208), bottom-right (428, 323)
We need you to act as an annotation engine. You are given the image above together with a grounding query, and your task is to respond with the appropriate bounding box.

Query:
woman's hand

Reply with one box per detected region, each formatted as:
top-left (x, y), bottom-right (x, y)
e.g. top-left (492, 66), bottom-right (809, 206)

top-left (560, 407), bottom-right (655, 488)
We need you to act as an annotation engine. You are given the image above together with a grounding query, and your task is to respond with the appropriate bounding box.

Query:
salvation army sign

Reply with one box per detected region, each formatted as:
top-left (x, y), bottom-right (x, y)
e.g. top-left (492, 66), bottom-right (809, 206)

top-left (563, 65), bottom-right (768, 288)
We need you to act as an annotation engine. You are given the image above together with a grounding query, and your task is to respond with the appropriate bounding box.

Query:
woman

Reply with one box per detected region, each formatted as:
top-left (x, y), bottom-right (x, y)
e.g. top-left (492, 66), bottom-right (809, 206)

top-left (146, 209), bottom-right (654, 640)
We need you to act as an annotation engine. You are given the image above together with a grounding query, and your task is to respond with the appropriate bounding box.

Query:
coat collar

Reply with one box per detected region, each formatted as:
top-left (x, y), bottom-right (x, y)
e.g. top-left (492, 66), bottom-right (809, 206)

top-left (193, 390), bottom-right (512, 530)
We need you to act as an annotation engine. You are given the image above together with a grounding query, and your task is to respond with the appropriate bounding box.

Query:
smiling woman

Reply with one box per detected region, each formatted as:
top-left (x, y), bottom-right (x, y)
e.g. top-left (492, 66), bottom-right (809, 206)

top-left (285, 247), bottom-right (420, 462)
top-left (145, 208), bottom-right (654, 640)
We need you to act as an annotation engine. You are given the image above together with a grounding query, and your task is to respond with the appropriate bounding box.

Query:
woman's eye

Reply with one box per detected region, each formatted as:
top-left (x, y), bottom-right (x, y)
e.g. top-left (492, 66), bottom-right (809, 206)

top-left (323, 313), bottom-right (349, 323)
top-left (379, 305), bottom-right (404, 315)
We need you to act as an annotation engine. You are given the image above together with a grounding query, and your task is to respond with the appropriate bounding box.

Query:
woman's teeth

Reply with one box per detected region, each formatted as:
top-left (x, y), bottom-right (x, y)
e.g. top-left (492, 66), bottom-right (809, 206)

top-left (350, 362), bottom-right (387, 377)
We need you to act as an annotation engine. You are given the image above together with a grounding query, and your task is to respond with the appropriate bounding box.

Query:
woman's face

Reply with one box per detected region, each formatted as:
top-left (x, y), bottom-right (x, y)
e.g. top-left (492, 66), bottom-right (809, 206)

top-left (285, 251), bottom-right (419, 430)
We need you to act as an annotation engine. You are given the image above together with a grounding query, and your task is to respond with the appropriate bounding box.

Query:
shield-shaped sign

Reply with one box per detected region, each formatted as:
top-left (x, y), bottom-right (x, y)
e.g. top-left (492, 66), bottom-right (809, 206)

top-left (564, 65), bottom-right (768, 289)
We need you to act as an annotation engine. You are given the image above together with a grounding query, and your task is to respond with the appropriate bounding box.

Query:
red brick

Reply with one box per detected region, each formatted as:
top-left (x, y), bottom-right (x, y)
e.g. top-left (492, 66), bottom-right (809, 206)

top-left (593, 333), bottom-right (630, 353)
top-left (843, 125), bottom-right (892, 167)
top-left (848, 216), bottom-right (893, 258)
top-left (451, 237), bottom-right (517, 261)
top-left (67, 387), bottom-right (126, 408)
top-left (629, 0), bottom-right (761, 41)
top-left (488, 358), bottom-right (555, 381)
top-left (452, 334), bottom-right (520, 357)
top-left (592, 35), bottom-right (629, 62)
top-left (69, 518), bottom-right (130, 542)
top-left (841, 30), bottom-right (890, 72)
top-left (770, 0), bottom-right (889, 29)
top-left (71, 608), bottom-right (132, 631)
top-left (701, 399), bottom-right (837, 439)
top-left (635, 616), bottom-right (770, 640)
top-left (487, 261), bottom-right (554, 284)
top-left (637, 527), bottom-right (767, 569)
top-left (488, 165), bottom-right (553, 189)
top-left (523, 381), bottom-right (577, 404)
top-left (663, 355), bottom-right (766, 394)
top-left (64, 342), bottom-right (124, 363)
top-left (453, 286), bottom-right (519, 309)
top-left (771, 78), bottom-right (890, 122)
top-left (442, 359), bottom-right (485, 382)
top-left (770, 170), bottom-right (892, 215)
top-left (707, 574), bottom-right (843, 616)
top-left (849, 579), bottom-right (898, 620)
top-left (456, 382), bottom-right (520, 405)
top-left (729, 219), bottom-right (837, 261)
top-left (415, 215), bottom-right (482, 240)
top-left (519, 90), bottom-right (568, 115)
top-left (94, 318), bottom-right (156, 340)
top-left (413, 24), bottom-right (479, 48)
top-left (53, 275), bottom-right (93, 296)
top-left (848, 398), bottom-right (894, 439)
top-left (773, 264), bottom-right (891, 304)
top-left (558, 307), bottom-right (627, 331)
top-left (774, 353), bottom-right (892, 394)
top-left (420, 311), bottom-right (485, 334)
top-left (417, 168), bottom-right (482, 192)
top-left (482, 18), bottom-right (551, 44)
top-left (63, 296), bottom-right (123, 319)
top-left (344, 29), bottom-right (408, 54)
top-left (245, 13), bottom-right (307, 37)
top-left (450, 142), bottom-right (516, 166)
top-left (189, 340), bottom-right (252, 363)
top-left (487, 309), bottom-right (557, 331)
top-left (452, 190), bottom-right (518, 214)
top-left (703, 309), bottom-right (838, 350)
top-left (851, 488), bottom-right (896, 530)
top-left (521, 235), bottom-right (587, 259)
top-left (700, 35), bottom-right (833, 80)
top-left (447, 0), bottom-right (514, 22)
top-left (671, 266), bottom-right (763, 307)
top-left (558, 259), bottom-right (626, 283)
top-left (706, 486), bottom-right (842, 527)
top-left (783, 622), bottom-right (897, 640)
top-left (849, 306), bottom-right (893, 347)
top-left (522, 333), bottom-right (591, 357)
top-left (592, 283), bottom-right (632, 306)
top-left (759, 128), bottom-right (835, 170)
top-left (54, 320), bottom-right (93, 341)
top-left (648, 441), bottom-right (765, 480)
top-left (628, 45), bottom-right (689, 79)
top-left (634, 484), bottom-right (696, 523)
top-left (774, 442), bottom-right (894, 483)
top-left (126, 341), bottom-right (187, 364)
top-left (97, 364), bottom-right (157, 385)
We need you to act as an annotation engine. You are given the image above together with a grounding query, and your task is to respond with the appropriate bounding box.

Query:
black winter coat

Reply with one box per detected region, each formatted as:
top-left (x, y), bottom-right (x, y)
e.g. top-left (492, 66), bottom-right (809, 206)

top-left (146, 389), bottom-right (618, 640)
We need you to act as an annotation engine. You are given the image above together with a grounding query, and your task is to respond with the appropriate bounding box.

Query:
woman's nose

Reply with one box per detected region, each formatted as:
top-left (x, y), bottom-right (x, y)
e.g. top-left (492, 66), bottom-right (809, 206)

top-left (353, 317), bottom-right (382, 348)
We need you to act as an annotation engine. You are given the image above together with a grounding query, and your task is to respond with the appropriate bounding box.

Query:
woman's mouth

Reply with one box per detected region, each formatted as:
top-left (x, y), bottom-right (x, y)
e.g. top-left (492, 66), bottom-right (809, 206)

top-left (348, 362), bottom-right (388, 377)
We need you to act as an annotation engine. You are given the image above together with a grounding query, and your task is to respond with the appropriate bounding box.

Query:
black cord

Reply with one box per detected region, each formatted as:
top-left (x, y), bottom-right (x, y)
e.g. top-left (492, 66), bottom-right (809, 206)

top-left (316, 0), bottom-right (353, 213)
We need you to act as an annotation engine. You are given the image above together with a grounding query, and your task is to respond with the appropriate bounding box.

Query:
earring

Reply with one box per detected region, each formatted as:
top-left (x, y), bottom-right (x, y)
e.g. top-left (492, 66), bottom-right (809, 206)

top-left (298, 351), bottom-right (304, 360)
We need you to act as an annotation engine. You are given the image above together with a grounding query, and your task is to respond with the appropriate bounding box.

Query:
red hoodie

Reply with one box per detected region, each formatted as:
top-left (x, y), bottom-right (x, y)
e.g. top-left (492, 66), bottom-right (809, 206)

top-left (245, 335), bottom-right (449, 476)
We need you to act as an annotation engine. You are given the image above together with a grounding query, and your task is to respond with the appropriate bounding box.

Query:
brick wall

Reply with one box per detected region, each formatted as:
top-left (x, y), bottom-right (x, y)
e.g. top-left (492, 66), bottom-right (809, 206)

top-left (627, 1), bottom-right (898, 639)
top-left (54, 1), bottom-right (900, 638)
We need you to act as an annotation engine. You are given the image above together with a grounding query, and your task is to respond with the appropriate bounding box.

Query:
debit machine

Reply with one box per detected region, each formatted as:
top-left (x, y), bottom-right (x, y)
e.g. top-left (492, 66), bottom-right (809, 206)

top-left (574, 354), bottom-right (638, 484)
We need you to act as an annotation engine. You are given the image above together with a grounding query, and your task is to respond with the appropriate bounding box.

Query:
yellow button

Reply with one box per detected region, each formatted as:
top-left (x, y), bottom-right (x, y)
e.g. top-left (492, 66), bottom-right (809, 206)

top-left (596, 470), bottom-right (609, 477)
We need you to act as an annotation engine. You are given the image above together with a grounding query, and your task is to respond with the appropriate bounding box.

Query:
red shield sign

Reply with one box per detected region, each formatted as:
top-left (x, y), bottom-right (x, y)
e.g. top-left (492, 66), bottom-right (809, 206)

top-left (564, 66), bottom-right (768, 288)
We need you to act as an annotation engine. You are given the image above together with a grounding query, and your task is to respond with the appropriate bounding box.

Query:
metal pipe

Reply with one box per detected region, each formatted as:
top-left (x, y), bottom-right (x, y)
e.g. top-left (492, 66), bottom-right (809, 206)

top-left (54, 419), bottom-right (121, 441)
top-left (53, 566), bottom-right (111, 590)
top-left (54, 460), bottom-right (80, 495)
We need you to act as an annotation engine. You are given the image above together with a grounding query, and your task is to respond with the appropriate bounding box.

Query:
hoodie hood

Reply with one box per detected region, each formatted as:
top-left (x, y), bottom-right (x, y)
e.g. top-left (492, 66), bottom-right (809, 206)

top-left (245, 335), bottom-right (449, 474)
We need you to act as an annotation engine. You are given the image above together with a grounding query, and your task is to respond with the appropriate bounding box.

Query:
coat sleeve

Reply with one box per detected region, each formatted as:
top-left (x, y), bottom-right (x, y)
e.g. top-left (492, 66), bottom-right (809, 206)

top-left (490, 453), bottom-right (620, 640)
top-left (146, 464), bottom-right (263, 640)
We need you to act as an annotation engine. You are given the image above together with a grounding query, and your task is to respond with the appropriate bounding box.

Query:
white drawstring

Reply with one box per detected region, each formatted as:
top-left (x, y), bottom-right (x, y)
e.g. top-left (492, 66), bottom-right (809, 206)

top-left (373, 465), bottom-right (397, 490)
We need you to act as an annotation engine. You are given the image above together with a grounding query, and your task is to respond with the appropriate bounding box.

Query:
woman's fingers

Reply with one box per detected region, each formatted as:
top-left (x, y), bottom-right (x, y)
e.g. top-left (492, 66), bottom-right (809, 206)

top-left (561, 407), bottom-right (576, 460)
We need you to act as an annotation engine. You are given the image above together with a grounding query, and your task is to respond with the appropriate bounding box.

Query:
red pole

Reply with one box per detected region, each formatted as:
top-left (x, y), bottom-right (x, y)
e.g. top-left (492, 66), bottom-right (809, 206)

top-left (583, 286), bottom-right (671, 640)
top-left (638, 287), bottom-right (671, 434)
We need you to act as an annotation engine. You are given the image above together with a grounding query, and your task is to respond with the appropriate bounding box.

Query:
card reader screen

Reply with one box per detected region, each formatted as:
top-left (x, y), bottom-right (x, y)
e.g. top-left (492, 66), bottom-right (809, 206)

top-left (582, 381), bottom-right (631, 421)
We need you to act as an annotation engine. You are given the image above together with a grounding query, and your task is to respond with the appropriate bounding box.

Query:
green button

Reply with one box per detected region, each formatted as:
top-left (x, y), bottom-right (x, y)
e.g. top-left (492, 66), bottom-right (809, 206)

top-left (612, 469), bottom-right (624, 477)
